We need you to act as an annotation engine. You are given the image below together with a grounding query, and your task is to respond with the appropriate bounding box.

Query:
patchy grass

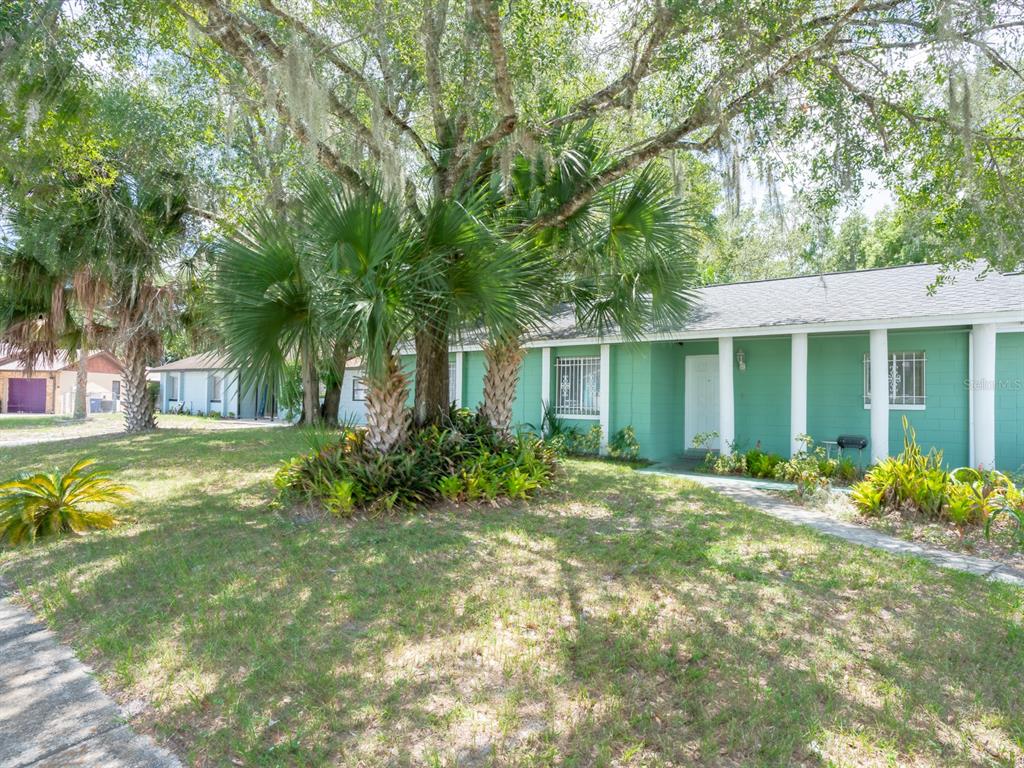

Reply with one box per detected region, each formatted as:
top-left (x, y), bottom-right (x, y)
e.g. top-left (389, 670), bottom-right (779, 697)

top-left (0, 414), bottom-right (69, 430)
top-left (0, 412), bottom-right (282, 450)
top-left (0, 427), bottom-right (1022, 767)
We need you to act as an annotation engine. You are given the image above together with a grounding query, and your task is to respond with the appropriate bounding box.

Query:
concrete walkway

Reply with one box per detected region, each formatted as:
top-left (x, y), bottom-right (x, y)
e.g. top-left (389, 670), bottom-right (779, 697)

top-left (644, 469), bottom-right (1024, 587)
top-left (0, 591), bottom-right (180, 768)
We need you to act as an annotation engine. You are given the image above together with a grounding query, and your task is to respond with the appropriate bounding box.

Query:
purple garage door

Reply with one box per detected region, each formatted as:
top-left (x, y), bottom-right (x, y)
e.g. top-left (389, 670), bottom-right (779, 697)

top-left (7, 378), bottom-right (47, 413)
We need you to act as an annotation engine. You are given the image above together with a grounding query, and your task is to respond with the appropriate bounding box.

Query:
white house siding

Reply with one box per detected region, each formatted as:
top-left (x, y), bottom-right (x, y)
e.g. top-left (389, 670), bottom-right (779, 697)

top-left (337, 368), bottom-right (368, 425)
top-left (55, 371), bottom-right (123, 415)
top-left (160, 369), bottom-right (240, 416)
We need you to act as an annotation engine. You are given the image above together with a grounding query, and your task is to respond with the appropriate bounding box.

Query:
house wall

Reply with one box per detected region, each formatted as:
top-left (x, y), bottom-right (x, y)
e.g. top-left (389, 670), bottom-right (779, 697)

top-left (733, 336), bottom-right (791, 456)
top-left (349, 324), bottom-right (1017, 470)
top-left (886, 329), bottom-right (970, 467)
top-left (806, 333), bottom-right (872, 460)
top-left (338, 369), bottom-right (368, 425)
top-left (55, 371), bottom-right (122, 415)
top-left (996, 332), bottom-right (1024, 474)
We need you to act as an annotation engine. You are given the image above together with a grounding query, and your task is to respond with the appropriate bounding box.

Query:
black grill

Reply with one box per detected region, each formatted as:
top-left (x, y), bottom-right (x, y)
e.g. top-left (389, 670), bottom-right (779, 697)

top-left (837, 434), bottom-right (868, 451)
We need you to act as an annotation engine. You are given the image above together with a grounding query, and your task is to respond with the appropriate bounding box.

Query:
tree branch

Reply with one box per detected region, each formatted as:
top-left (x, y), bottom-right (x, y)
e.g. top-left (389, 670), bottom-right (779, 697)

top-left (531, 1), bottom-right (866, 229)
top-left (190, 0), bottom-right (369, 192)
top-left (446, 0), bottom-right (518, 188)
top-left (256, 0), bottom-right (438, 168)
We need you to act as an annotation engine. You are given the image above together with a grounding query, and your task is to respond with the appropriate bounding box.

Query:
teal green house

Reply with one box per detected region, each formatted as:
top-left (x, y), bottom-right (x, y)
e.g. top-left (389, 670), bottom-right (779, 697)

top-left (426, 263), bottom-right (1024, 472)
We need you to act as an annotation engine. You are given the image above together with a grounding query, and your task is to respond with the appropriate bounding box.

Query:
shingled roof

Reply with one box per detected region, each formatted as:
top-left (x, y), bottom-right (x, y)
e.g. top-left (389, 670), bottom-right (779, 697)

top-left (150, 351), bottom-right (234, 372)
top-left (516, 261), bottom-right (1024, 344)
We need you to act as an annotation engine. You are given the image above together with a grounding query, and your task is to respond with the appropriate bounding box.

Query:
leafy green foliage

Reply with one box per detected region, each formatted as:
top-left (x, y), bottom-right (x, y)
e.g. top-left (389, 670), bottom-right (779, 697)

top-left (274, 408), bottom-right (557, 515)
top-left (608, 426), bottom-right (640, 461)
top-left (851, 420), bottom-right (1023, 543)
top-left (0, 458), bottom-right (131, 545)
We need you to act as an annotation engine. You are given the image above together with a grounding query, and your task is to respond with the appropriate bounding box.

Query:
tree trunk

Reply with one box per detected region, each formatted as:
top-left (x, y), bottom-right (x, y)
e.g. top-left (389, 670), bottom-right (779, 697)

top-left (480, 336), bottom-right (525, 435)
top-left (319, 339), bottom-right (349, 426)
top-left (413, 318), bottom-right (449, 427)
top-left (300, 338), bottom-right (321, 426)
top-left (121, 339), bottom-right (156, 433)
top-left (365, 353), bottom-right (410, 453)
top-left (73, 333), bottom-right (88, 419)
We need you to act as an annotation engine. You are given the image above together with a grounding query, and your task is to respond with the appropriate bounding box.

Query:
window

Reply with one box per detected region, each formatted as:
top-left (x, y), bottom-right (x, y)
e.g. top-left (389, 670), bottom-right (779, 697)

top-left (555, 356), bottom-right (600, 417)
top-left (864, 351), bottom-right (926, 409)
top-left (167, 375), bottom-right (178, 401)
top-left (111, 380), bottom-right (120, 400)
top-left (352, 374), bottom-right (368, 401)
top-left (449, 360), bottom-right (457, 404)
top-left (210, 373), bottom-right (223, 402)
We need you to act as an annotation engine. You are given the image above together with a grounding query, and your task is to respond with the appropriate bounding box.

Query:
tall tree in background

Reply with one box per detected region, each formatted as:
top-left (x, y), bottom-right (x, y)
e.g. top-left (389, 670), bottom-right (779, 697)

top-left (58, 0), bottom-right (1021, 425)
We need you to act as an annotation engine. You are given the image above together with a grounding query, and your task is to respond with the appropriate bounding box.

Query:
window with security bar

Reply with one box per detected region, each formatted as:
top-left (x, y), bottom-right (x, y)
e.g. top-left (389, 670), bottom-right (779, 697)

top-left (863, 351), bottom-right (926, 409)
top-left (555, 356), bottom-right (600, 417)
top-left (352, 374), bottom-right (368, 401)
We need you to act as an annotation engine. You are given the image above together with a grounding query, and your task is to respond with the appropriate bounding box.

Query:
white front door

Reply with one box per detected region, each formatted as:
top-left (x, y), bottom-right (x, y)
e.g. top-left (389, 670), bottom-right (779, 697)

top-left (685, 354), bottom-right (720, 450)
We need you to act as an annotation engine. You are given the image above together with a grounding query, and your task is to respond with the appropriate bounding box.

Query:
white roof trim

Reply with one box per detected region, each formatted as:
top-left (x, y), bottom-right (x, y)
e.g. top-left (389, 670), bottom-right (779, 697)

top-left (444, 310), bottom-right (1024, 352)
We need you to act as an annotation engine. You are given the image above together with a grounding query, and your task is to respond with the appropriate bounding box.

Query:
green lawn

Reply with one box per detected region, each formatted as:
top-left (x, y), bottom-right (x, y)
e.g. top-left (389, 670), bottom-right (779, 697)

top-left (0, 414), bottom-right (69, 430)
top-left (1, 427), bottom-right (1022, 767)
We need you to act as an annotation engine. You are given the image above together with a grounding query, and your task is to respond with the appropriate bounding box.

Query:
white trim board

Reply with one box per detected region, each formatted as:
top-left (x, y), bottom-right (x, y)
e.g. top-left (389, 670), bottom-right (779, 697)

top-left (441, 312), bottom-right (1024, 353)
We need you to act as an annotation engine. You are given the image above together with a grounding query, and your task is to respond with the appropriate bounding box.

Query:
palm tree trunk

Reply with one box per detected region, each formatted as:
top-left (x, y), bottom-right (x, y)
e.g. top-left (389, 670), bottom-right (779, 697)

top-left (300, 338), bottom-right (320, 426)
top-left (319, 339), bottom-right (349, 426)
top-left (73, 333), bottom-right (88, 419)
top-left (480, 336), bottom-right (525, 435)
top-left (365, 353), bottom-right (410, 453)
top-left (413, 318), bottom-right (449, 427)
top-left (121, 339), bottom-right (156, 433)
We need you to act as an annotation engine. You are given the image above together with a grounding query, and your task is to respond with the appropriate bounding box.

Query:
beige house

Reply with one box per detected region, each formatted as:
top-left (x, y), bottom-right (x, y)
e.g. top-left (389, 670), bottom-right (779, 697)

top-left (0, 350), bottom-right (126, 415)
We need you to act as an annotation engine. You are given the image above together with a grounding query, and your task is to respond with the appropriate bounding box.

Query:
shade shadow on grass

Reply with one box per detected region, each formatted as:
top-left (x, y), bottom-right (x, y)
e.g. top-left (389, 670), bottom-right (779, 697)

top-left (1, 436), bottom-right (1022, 766)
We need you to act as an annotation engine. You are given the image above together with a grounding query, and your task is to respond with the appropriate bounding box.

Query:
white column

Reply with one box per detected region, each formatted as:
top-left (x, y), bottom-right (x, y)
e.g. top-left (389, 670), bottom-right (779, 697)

top-left (454, 352), bottom-right (464, 407)
top-left (718, 336), bottom-right (735, 455)
top-left (599, 343), bottom-right (611, 454)
top-left (869, 329), bottom-right (890, 464)
top-left (790, 332), bottom-right (808, 457)
top-left (540, 347), bottom-right (551, 426)
top-left (972, 323), bottom-right (997, 469)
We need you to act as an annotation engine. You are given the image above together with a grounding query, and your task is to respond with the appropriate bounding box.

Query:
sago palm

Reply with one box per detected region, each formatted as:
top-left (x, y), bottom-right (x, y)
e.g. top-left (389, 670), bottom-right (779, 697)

top-left (0, 458), bottom-right (131, 545)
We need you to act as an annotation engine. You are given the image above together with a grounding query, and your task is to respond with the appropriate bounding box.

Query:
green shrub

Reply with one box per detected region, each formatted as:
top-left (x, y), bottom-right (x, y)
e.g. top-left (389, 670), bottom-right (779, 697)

top-left (745, 448), bottom-right (784, 479)
top-left (608, 426), bottom-right (640, 461)
top-left (274, 407), bottom-right (558, 515)
top-left (850, 419), bottom-right (1022, 539)
top-left (0, 458), bottom-right (131, 545)
top-left (775, 435), bottom-right (835, 496)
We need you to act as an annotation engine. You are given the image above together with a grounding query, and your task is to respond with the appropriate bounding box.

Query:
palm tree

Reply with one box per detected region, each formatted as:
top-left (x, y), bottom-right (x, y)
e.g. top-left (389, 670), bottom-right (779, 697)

top-left (87, 171), bottom-right (189, 432)
top-left (0, 248), bottom-right (78, 372)
top-left (213, 210), bottom-right (332, 427)
top-left (303, 179), bottom-right (424, 452)
top-left (70, 265), bottom-right (107, 419)
top-left (476, 134), bottom-right (699, 435)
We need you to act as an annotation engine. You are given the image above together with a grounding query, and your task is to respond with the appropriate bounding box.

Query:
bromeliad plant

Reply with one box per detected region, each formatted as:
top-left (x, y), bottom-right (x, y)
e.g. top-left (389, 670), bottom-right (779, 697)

top-left (0, 458), bottom-right (132, 545)
top-left (274, 407), bottom-right (558, 516)
top-left (851, 418), bottom-right (1024, 545)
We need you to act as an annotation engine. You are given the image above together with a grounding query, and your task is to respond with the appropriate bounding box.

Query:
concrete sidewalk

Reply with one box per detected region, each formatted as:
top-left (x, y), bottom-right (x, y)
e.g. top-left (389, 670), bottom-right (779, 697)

top-left (0, 592), bottom-right (180, 768)
top-left (643, 469), bottom-right (1024, 588)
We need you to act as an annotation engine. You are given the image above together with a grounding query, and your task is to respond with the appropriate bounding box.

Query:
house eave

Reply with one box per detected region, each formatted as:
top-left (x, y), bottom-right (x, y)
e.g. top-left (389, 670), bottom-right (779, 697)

top-left (443, 310), bottom-right (1024, 352)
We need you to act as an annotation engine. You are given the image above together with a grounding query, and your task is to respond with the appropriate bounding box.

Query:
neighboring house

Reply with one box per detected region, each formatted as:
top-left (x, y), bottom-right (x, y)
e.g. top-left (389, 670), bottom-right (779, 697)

top-left (0, 350), bottom-right (125, 415)
top-left (340, 357), bottom-right (459, 426)
top-left (404, 262), bottom-right (1024, 472)
top-left (151, 351), bottom-right (279, 419)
